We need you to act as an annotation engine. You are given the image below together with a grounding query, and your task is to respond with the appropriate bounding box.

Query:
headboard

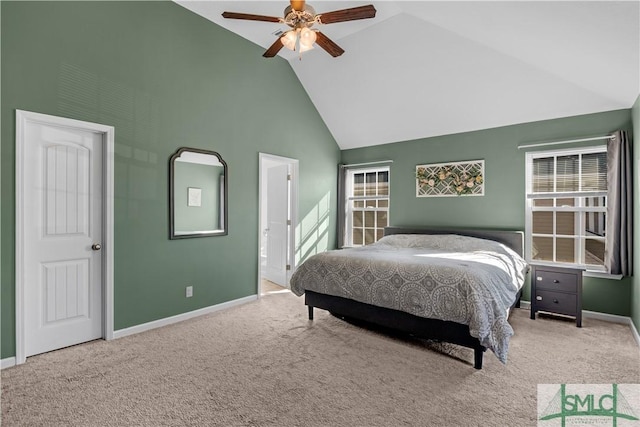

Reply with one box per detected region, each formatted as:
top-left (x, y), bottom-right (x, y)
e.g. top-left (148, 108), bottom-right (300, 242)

top-left (384, 227), bottom-right (524, 257)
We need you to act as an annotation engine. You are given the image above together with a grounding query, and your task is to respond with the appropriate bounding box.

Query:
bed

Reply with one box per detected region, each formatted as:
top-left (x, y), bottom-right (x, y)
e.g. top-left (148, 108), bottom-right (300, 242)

top-left (290, 227), bottom-right (528, 369)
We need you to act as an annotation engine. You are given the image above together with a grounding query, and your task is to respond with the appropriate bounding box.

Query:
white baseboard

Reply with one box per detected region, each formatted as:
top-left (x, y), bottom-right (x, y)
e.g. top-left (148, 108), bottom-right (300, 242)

top-left (113, 294), bottom-right (258, 339)
top-left (518, 300), bottom-right (531, 310)
top-left (1, 295), bottom-right (258, 369)
top-left (581, 309), bottom-right (632, 324)
top-left (519, 300), bottom-right (640, 347)
top-left (1, 357), bottom-right (16, 370)
top-left (630, 319), bottom-right (640, 347)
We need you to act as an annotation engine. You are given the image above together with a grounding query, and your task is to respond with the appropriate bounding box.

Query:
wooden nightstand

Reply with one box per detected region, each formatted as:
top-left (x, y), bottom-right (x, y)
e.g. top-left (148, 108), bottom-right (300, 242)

top-left (530, 264), bottom-right (584, 327)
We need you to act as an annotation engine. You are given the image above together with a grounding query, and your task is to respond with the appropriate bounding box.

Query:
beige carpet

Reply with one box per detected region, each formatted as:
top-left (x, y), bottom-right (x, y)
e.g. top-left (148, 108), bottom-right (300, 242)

top-left (2, 292), bottom-right (639, 426)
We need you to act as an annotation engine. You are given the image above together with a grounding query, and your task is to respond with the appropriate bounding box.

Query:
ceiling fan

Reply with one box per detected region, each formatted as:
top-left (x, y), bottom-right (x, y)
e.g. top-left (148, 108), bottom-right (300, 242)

top-left (222, 1), bottom-right (376, 58)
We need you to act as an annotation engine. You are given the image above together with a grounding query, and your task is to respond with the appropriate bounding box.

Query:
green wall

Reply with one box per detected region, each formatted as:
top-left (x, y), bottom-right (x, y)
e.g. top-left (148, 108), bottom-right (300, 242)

top-left (342, 110), bottom-right (634, 315)
top-left (1, 1), bottom-right (340, 359)
top-left (632, 94), bottom-right (640, 332)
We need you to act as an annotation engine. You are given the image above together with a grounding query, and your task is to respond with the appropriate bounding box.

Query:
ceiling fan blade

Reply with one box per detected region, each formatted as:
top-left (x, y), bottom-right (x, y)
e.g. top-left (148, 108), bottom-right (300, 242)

top-left (263, 38), bottom-right (284, 58)
top-left (317, 5), bottom-right (376, 25)
top-left (221, 12), bottom-right (281, 23)
top-left (315, 32), bottom-right (345, 57)
top-left (290, 0), bottom-right (306, 11)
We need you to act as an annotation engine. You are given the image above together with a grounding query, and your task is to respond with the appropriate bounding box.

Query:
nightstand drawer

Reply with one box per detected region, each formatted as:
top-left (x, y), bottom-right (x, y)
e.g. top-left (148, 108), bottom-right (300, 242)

top-left (534, 290), bottom-right (577, 316)
top-left (534, 269), bottom-right (578, 293)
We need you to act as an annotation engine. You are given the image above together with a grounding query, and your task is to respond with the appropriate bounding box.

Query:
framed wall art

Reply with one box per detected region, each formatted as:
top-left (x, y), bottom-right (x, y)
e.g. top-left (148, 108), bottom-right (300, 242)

top-left (187, 187), bottom-right (202, 207)
top-left (416, 159), bottom-right (484, 197)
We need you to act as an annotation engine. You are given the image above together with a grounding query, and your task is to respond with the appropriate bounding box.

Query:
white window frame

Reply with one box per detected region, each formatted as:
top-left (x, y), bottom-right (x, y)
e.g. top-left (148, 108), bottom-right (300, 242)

top-left (344, 166), bottom-right (390, 247)
top-left (525, 145), bottom-right (607, 272)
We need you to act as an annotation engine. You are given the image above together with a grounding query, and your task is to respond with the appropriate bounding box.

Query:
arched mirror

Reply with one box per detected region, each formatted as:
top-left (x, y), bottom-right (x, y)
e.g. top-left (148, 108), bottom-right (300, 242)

top-left (170, 147), bottom-right (228, 239)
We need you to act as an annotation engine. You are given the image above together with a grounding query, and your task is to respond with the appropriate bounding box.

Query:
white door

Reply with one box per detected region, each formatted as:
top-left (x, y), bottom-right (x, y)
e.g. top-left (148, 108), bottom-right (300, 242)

top-left (23, 119), bottom-right (104, 357)
top-left (264, 164), bottom-right (289, 286)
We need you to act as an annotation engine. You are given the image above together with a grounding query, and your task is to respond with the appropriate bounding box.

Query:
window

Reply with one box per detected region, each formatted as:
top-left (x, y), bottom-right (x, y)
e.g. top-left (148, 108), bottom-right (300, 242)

top-left (344, 167), bottom-right (390, 246)
top-left (525, 146), bottom-right (607, 270)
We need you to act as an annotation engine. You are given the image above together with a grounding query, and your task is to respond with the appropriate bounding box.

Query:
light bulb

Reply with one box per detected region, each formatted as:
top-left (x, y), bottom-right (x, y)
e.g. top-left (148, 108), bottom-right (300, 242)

top-left (281, 31), bottom-right (297, 51)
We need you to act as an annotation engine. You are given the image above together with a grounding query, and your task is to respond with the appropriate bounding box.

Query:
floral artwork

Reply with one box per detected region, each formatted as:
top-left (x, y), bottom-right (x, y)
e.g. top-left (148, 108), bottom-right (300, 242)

top-left (416, 160), bottom-right (484, 197)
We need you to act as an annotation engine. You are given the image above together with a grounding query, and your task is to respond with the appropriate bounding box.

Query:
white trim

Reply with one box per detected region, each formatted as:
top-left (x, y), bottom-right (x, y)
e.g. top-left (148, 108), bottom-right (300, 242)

top-left (290, 160), bottom-right (299, 278)
top-left (342, 160), bottom-right (393, 168)
top-left (525, 144), bottom-right (607, 161)
top-left (15, 111), bottom-right (25, 365)
top-left (528, 260), bottom-right (619, 278)
top-left (518, 135), bottom-right (613, 150)
top-left (524, 145), bottom-right (608, 267)
top-left (103, 127), bottom-right (115, 341)
top-left (631, 320), bottom-right (640, 347)
top-left (113, 295), bottom-right (257, 339)
top-left (258, 153), bottom-right (299, 297)
top-left (582, 271), bottom-right (623, 280)
top-left (344, 165), bottom-right (391, 247)
top-left (14, 110), bottom-right (115, 365)
top-left (520, 300), bottom-right (640, 347)
top-left (581, 309), bottom-right (633, 324)
top-left (1, 357), bottom-right (16, 370)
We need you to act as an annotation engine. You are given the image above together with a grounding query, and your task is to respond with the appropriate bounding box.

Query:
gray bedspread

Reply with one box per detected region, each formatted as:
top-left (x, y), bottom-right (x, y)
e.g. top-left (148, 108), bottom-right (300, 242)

top-left (290, 234), bottom-right (528, 363)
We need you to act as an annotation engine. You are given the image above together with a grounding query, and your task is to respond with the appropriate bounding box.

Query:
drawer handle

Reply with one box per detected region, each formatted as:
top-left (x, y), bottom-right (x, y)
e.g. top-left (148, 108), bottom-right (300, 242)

top-left (536, 296), bottom-right (543, 301)
top-left (553, 279), bottom-right (559, 283)
top-left (536, 277), bottom-right (542, 281)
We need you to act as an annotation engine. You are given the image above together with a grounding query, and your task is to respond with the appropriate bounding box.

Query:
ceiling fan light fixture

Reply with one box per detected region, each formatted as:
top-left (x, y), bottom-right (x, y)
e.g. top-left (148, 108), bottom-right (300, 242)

top-left (222, 2), bottom-right (377, 58)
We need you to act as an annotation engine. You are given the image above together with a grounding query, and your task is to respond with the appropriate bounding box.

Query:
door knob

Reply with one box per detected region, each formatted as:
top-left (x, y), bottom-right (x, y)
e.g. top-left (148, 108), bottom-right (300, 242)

top-left (91, 243), bottom-right (102, 251)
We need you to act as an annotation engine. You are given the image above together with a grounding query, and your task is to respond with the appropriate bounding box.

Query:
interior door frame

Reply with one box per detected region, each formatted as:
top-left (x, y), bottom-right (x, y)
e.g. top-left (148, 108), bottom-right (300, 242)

top-left (15, 110), bottom-right (115, 365)
top-left (258, 153), bottom-right (298, 296)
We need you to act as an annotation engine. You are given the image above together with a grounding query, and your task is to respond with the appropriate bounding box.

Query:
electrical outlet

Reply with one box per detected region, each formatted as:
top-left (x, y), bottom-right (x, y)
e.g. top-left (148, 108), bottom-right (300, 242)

top-left (185, 286), bottom-right (193, 298)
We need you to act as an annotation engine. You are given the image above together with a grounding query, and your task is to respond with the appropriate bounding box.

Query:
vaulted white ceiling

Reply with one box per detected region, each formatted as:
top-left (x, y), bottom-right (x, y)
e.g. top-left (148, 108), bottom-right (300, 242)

top-left (176, 1), bottom-right (640, 149)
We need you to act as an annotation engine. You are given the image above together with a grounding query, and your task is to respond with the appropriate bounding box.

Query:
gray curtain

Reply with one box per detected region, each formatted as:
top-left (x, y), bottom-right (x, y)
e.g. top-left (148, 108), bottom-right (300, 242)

top-left (605, 130), bottom-right (633, 275)
top-left (337, 164), bottom-right (347, 248)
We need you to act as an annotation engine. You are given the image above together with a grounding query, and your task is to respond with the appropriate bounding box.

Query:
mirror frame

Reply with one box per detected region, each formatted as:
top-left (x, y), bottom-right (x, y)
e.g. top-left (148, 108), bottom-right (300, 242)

top-left (169, 147), bottom-right (228, 239)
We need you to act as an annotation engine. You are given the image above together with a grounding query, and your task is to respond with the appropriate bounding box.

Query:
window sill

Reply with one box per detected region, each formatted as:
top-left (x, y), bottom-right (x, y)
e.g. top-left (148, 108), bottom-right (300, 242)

top-left (528, 261), bottom-right (623, 280)
top-left (583, 270), bottom-right (623, 280)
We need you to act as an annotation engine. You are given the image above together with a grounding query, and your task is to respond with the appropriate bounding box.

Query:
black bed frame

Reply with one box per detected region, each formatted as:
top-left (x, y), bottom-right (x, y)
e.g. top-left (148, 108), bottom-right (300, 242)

top-left (305, 227), bottom-right (525, 369)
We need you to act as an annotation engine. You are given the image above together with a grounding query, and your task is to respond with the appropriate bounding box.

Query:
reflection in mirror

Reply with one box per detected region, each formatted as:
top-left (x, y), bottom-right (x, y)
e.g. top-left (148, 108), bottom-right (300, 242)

top-left (170, 148), bottom-right (228, 239)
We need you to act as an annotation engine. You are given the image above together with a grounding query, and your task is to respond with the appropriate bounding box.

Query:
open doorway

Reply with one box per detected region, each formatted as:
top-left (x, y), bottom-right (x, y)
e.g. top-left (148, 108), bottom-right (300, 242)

top-left (258, 153), bottom-right (298, 296)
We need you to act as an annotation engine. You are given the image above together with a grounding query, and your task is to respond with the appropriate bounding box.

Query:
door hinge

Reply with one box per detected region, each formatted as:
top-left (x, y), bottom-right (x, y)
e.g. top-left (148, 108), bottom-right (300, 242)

top-left (286, 264), bottom-right (291, 271)
top-left (287, 219), bottom-right (291, 225)
top-left (287, 174), bottom-right (292, 181)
